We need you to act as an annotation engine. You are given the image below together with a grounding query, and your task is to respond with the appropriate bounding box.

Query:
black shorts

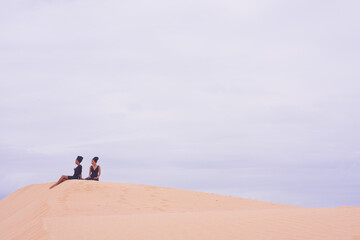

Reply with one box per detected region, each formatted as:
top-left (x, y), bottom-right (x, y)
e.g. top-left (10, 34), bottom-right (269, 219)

top-left (68, 176), bottom-right (80, 180)
top-left (85, 177), bottom-right (99, 181)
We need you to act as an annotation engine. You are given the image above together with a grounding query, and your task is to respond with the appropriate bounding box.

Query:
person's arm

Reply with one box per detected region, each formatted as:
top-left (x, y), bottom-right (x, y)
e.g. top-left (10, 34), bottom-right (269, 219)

top-left (79, 165), bottom-right (83, 179)
top-left (95, 166), bottom-right (101, 179)
top-left (88, 167), bottom-right (91, 178)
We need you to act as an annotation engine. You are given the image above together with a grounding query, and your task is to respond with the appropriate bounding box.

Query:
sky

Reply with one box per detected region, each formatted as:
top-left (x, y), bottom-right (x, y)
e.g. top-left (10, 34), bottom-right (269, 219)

top-left (0, 0), bottom-right (359, 207)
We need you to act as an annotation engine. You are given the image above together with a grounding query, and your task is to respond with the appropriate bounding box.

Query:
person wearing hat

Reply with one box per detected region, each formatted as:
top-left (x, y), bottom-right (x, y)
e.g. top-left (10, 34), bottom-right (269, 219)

top-left (49, 156), bottom-right (83, 189)
top-left (85, 156), bottom-right (101, 181)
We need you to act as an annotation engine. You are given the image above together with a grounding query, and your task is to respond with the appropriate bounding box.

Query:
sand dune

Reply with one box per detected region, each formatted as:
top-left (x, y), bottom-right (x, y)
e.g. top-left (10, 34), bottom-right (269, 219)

top-left (0, 181), bottom-right (359, 239)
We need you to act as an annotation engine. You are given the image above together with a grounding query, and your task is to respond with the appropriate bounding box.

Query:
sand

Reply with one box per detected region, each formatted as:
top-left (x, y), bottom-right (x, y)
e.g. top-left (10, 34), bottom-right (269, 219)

top-left (0, 181), bottom-right (359, 239)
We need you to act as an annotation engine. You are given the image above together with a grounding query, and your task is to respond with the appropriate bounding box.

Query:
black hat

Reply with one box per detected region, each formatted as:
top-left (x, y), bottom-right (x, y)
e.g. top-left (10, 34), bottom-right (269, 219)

top-left (92, 156), bottom-right (99, 163)
top-left (76, 156), bottom-right (83, 163)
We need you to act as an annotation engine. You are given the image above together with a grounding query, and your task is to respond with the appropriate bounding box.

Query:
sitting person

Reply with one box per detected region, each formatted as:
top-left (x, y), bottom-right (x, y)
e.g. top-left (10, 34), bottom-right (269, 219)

top-left (50, 156), bottom-right (83, 189)
top-left (85, 156), bottom-right (101, 181)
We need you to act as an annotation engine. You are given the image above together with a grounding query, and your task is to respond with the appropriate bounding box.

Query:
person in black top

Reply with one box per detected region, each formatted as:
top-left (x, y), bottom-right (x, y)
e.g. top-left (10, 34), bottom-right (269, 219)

top-left (85, 156), bottom-right (101, 181)
top-left (50, 156), bottom-right (83, 189)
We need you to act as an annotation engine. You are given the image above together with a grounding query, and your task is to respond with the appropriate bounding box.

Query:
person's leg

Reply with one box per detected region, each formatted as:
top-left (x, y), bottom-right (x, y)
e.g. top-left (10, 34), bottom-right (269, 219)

top-left (49, 175), bottom-right (68, 189)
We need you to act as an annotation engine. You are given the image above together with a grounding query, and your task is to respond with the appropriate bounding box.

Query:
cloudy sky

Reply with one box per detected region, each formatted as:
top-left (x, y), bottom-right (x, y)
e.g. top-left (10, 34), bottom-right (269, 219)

top-left (0, 0), bottom-right (359, 207)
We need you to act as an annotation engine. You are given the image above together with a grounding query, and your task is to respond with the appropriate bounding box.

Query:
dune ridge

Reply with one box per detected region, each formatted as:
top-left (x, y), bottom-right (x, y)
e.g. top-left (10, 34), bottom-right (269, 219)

top-left (0, 181), bottom-right (359, 239)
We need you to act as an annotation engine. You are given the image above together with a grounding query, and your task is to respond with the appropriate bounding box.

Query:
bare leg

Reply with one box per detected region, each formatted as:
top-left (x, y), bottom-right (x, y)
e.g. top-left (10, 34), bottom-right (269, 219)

top-left (49, 175), bottom-right (68, 189)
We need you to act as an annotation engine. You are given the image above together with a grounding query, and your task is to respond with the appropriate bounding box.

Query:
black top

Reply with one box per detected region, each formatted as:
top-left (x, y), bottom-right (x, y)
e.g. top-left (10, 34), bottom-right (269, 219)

top-left (73, 165), bottom-right (82, 179)
top-left (90, 165), bottom-right (100, 179)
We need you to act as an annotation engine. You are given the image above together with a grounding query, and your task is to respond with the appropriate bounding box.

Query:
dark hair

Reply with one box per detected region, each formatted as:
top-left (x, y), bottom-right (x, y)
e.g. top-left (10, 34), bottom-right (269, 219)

top-left (92, 156), bottom-right (99, 163)
top-left (76, 156), bottom-right (83, 163)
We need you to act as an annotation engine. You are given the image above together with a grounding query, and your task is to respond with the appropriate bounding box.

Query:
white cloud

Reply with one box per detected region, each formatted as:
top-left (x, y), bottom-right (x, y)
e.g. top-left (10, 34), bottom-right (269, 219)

top-left (0, 0), bottom-right (359, 207)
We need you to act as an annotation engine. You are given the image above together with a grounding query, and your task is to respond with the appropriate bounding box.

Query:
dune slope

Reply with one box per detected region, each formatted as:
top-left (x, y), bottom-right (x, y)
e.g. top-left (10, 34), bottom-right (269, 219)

top-left (0, 181), bottom-right (359, 239)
